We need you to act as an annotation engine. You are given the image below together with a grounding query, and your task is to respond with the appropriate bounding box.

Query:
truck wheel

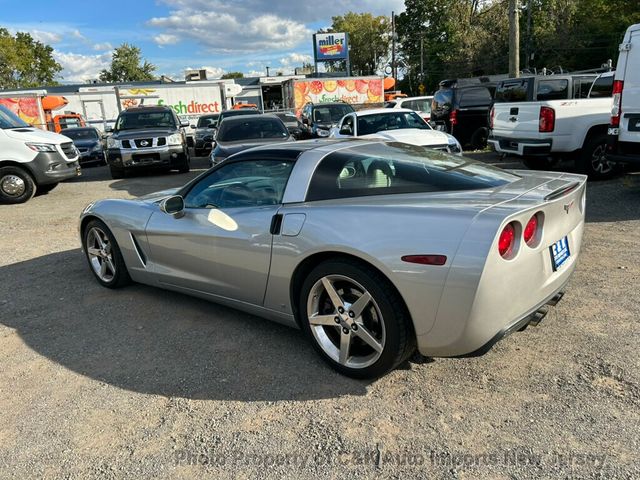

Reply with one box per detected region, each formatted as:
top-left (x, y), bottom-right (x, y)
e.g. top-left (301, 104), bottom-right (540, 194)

top-left (109, 166), bottom-right (125, 179)
top-left (576, 134), bottom-right (615, 180)
top-left (36, 183), bottom-right (58, 195)
top-left (470, 127), bottom-right (489, 150)
top-left (178, 153), bottom-right (190, 173)
top-left (0, 166), bottom-right (36, 204)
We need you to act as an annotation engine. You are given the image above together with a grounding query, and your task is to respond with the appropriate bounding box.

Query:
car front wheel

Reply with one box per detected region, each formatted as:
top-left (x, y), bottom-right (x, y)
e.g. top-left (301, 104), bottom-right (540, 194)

top-left (83, 219), bottom-right (131, 288)
top-left (0, 166), bottom-right (36, 204)
top-left (299, 259), bottom-right (415, 378)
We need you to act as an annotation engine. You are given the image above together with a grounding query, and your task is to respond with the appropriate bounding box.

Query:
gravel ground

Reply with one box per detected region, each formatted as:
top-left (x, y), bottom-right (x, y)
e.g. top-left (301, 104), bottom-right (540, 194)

top-left (0, 153), bottom-right (639, 479)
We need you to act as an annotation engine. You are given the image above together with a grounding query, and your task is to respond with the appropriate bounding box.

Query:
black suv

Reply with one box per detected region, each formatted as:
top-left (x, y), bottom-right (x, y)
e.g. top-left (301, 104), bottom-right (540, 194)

top-left (299, 102), bottom-right (355, 138)
top-left (106, 106), bottom-right (190, 179)
top-left (430, 80), bottom-right (495, 150)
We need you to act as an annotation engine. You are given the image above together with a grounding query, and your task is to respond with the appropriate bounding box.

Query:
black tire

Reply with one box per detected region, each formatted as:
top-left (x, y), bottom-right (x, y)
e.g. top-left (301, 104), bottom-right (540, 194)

top-left (82, 219), bottom-right (131, 289)
top-left (36, 183), bottom-right (58, 195)
top-left (178, 152), bottom-right (191, 173)
top-left (470, 127), bottom-right (489, 150)
top-left (576, 133), bottom-right (616, 180)
top-left (523, 157), bottom-right (557, 171)
top-left (0, 166), bottom-right (36, 204)
top-left (110, 166), bottom-right (125, 179)
top-left (299, 259), bottom-right (415, 379)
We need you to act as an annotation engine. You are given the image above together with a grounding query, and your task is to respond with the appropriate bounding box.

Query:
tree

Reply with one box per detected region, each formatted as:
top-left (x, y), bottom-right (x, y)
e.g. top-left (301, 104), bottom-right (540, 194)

top-left (221, 72), bottom-right (244, 79)
top-left (99, 44), bottom-right (156, 82)
top-left (0, 29), bottom-right (62, 88)
top-left (319, 12), bottom-right (391, 75)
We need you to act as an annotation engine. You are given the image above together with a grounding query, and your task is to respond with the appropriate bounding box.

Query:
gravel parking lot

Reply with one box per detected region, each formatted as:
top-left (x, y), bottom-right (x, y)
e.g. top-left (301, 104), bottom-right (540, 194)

top-left (1, 153), bottom-right (639, 479)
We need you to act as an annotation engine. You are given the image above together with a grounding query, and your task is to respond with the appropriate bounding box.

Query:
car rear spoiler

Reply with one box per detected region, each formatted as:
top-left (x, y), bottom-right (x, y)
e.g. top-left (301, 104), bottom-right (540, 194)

top-left (543, 182), bottom-right (580, 201)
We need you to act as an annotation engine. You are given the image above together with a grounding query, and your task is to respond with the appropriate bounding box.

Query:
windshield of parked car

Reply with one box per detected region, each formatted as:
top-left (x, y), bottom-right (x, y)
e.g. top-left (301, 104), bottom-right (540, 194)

top-left (313, 104), bottom-right (354, 124)
top-left (115, 111), bottom-right (176, 131)
top-left (63, 129), bottom-right (99, 140)
top-left (197, 115), bottom-right (219, 128)
top-left (216, 117), bottom-right (289, 142)
top-left (275, 113), bottom-right (298, 125)
top-left (357, 112), bottom-right (431, 136)
top-left (0, 105), bottom-right (30, 129)
top-left (306, 142), bottom-right (518, 201)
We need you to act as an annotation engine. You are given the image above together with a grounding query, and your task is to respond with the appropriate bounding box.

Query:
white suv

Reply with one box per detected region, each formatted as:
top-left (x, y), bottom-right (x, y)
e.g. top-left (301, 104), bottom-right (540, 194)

top-left (607, 23), bottom-right (640, 168)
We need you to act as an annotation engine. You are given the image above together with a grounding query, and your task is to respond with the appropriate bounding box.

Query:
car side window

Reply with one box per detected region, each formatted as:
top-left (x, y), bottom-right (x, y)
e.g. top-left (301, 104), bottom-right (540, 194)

top-left (536, 80), bottom-right (569, 101)
top-left (458, 87), bottom-right (492, 107)
top-left (183, 160), bottom-right (295, 209)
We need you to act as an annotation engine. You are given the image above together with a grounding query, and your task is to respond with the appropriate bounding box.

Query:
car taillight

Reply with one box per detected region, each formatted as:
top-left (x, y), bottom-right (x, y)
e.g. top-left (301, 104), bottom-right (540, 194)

top-left (523, 214), bottom-right (539, 245)
top-left (490, 106), bottom-right (495, 129)
top-left (611, 80), bottom-right (624, 127)
top-left (539, 106), bottom-right (555, 133)
top-left (449, 109), bottom-right (458, 127)
top-left (498, 222), bottom-right (516, 258)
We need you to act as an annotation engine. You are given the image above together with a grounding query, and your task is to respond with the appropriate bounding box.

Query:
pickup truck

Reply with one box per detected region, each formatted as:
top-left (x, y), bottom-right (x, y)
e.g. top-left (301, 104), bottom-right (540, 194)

top-left (488, 72), bottom-right (615, 179)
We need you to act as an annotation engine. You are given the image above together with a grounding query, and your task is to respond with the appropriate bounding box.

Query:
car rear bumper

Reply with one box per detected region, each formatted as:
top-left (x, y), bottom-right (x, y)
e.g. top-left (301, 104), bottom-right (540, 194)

top-left (489, 135), bottom-right (552, 156)
top-left (107, 145), bottom-right (187, 169)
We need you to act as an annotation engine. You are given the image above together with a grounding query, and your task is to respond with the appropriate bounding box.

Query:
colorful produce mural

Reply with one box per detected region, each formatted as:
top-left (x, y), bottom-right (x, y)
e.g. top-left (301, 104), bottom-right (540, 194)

top-left (293, 78), bottom-right (383, 116)
top-left (0, 97), bottom-right (42, 127)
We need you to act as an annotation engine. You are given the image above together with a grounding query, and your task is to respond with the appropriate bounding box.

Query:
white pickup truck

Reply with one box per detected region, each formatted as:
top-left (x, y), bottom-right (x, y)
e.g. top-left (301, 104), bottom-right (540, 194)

top-left (488, 73), bottom-right (615, 178)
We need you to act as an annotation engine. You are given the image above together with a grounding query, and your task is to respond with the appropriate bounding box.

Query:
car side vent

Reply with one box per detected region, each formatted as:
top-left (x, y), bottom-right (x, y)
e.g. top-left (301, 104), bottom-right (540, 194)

top-left (544, 182), bottom-right (579, 201)
top-left (130, 233), bottom-right (147, 266)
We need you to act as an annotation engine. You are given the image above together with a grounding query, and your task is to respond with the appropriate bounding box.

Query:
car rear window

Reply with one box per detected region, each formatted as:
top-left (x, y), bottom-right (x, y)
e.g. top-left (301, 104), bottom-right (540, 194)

top-left (432, 89), bottom-right (453, 112)
top-left (402, 98), bottom-right (432, 113)
top-left (457, 87), bottom-right (493, 107)
top-left (495, 79), bottom-right (531, 102)
top-left (588, 75), bottom-right (614, 98)
top-left (536, 80), bottom-right (569, 101)
top-left (306, 142), bottom-right (517, 201)
top-left (573, 77), bottom-right (596, 99)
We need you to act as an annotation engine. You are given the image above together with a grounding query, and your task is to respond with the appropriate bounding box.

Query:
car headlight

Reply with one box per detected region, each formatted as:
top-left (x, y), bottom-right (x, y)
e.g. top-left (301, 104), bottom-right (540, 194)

top-left (316, 128), bottom-right (330, 138)
top-left (107, 137), bottom-right (119, 149)
top-left (91, 144), bottom-right (102, 152)
top-left (26, 143), bottom-right (57, 152)
top-left (447, 137), bottom-right (462, 154)
top-left (167, 133), bottom-right (183, 146)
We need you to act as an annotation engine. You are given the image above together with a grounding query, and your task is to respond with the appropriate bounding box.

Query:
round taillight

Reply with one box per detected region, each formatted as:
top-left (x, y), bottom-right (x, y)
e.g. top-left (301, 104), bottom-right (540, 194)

top-left (498, 223), bottom-right (516, 257)
top-left (524, 214), bottom-right (538, 245)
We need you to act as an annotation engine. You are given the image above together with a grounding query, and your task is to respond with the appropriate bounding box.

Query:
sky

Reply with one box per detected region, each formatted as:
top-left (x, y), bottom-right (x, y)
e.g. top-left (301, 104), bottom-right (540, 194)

top-left (1, 0), bottom-right (404, 83)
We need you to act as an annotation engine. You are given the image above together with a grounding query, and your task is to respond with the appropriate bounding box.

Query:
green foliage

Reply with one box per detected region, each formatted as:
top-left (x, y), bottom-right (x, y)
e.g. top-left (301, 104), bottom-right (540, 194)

top-left (0, 28), bottom-right (62, 88)
top-left (319, 12), bottom-right (391, 75)
top-left (397, 0), bottom-right (640, 95)
top-left (221, 72), bottom-right (244, 79)
top-left (99, 44), bottom-right (156, 82)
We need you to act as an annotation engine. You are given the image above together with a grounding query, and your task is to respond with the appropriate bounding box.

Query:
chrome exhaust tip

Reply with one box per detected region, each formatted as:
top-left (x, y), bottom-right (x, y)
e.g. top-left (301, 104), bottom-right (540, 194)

top-left (547, 291), bottom-right (565, 306)
top-left (528, 306), bottom-right (549, 327)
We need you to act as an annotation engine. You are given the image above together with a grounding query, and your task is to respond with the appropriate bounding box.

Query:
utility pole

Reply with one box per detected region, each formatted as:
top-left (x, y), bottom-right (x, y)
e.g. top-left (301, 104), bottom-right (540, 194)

top-left (391, 11), bottom-right (397, 83)
top-left (508, 0), bottom-right (520, 78)
top-left (266, 66), bottom-right (270, 77)
top-left (525, 0), bottom-right (532, 70)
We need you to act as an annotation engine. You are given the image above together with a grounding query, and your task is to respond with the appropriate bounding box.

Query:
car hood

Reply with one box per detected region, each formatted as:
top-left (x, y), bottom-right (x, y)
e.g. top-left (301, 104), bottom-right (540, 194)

top-left (3, 127), bottom-right (72, 144)
top-left (363, 128), bottom-right (452, 146)
top-left (137, 188), bottom-right (181, 203)
top-left (216, 137), bottom-right (291, 156)
top-left (196, 127), bottom-right (216, 135)
top-left (112, 128), bottom-right (176, 140)
top-left (73, 139), bottom-right (100, 149)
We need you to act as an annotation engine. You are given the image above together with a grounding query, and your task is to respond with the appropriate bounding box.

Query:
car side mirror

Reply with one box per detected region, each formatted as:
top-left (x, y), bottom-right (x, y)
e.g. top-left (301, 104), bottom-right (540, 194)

top-left (180, 120), bottom-right (190, 128)
top-left (160, 195), bottom-right (185, 216)
top-left (340, 124), bottom-right (353, 135)
top-left (190, 124), bottom-right (197, 129)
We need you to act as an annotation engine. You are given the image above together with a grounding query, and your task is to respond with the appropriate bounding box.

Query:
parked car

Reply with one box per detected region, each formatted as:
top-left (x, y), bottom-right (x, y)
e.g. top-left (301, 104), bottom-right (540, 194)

top-left (80, 139), bottom-right (586, 378)
top-left (299, 102), bottom-right (355, 138)
top-left (209, 114), bottom-right (291, 166)
top-left (274, 112), bottom-right (303, 139)
top-left (0, 104), bottom-right (80, 204)
top-left (191, 113), bottom-right (219, 157)
top-left (217, 108), bottom-right (261, 125)
top-left (105, 106), bottom-right (191, 179)
top-left (62, 127), bottom-right (106, 166)
top-left (430, 80), bottom-right (495, 149)
top-left (330, 108), bottom-right (461, 154)
top-left (607, 23), bottom-right (640, 168)
top-left (385, 95), bottom-right (433, 122)
top-left (489, 72), bottom-right (615, 178)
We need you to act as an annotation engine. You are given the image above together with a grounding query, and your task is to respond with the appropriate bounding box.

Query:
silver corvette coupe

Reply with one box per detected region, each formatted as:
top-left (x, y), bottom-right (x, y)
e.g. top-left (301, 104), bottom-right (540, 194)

top-left (80, 140), bottom-right (586, 378)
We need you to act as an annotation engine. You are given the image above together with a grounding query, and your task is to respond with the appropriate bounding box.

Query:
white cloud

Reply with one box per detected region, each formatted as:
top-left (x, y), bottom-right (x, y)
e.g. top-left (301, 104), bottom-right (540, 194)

top-left (53, 50), bottom-right (112, 83)
top-left (280, 52), bottom-right (312, 66)
top-left (93, 42), bottom-right (113, 51)
top-left (30, 30), bottom-right (62, 44)
top-left (69, 29), bottom-right (87, 41)
top-left (153, 33), bottom-right (180, 46)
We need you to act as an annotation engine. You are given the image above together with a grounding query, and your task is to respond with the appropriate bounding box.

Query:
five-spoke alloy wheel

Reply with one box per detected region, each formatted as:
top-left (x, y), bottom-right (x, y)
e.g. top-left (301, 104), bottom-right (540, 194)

top-left (83, 219), bottom-right (131, 288)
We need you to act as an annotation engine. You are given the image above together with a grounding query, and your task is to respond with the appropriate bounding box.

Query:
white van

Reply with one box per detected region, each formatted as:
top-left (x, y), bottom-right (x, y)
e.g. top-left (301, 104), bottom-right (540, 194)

top-left (607, 23), bottom-right (640, 167)
top-left (0, 105), bottom-right (80, 204)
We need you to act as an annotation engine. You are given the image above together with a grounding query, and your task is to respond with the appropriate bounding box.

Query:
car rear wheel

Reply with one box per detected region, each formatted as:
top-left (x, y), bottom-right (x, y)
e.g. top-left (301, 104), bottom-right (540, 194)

top-left (83, 219), bottom-right (131, 288)
top-left (470, 127), bottom-right (489, 150)
top-left (576, 134), bottom-right (615, 180)
top-left (299, 259), bottom-right (415, 378)
top-left (0, 166), bottom-right (36, 204)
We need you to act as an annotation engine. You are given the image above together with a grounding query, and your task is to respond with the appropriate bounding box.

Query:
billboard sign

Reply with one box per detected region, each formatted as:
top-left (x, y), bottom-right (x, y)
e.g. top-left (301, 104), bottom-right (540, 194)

top-left (314, 33), bottom-right (348, 61)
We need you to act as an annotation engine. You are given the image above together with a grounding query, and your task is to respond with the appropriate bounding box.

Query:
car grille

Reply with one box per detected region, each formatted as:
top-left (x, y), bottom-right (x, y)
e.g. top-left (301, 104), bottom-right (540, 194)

top-left (134, 138), bottom-right (154, 148)
top-left (120, 137), bottom-right (166, 149)
top-left (77, 147), bottom-right (89, 153)
top-left (60, 142), bottom-right (77, 159)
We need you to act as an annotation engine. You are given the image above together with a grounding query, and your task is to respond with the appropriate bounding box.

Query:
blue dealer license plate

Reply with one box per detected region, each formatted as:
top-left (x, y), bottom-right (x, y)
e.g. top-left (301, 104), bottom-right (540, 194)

top-left (550, 236), bottom-right (570, 271)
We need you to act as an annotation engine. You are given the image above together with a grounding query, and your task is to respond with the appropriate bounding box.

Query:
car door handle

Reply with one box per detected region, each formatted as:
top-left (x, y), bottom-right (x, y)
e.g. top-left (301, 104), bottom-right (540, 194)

top-left (509, 116), bottom-right (518, 122)
top-left (270, 213), bottom-right (283, 235)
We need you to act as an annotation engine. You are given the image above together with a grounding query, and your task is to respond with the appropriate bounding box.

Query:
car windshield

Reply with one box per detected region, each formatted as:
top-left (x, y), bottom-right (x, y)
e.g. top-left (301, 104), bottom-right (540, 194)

top-left (116, 111), bottom-right (176, 130)
top-left (197, 115), bottom-right (219, 128)
top-left (357, 112), bottom-right (431, 136)
top-left (63, 129), bottom-right (98, 140)
top-left (216, 118), bottom-right (289, 142)
top-left (0, 105), bottom-right (30, 129)
top-left (313, 104), bottom-right (354, 123)
top-left (306, 142), bottom-right (518, 201)
top-left (275, 113), bottom-right (298, 124)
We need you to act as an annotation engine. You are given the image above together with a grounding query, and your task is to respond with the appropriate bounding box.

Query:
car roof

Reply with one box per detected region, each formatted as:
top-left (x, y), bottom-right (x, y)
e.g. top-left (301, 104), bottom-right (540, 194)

top-left (398, 95), bottom-right (433, 101)
top-left (122, 106), bottom-right (172, 113)
top-left (62, 126), bottom-right (97, 131)
top-left (355, 107), bottom-right (414, 116)
top-left (220, 114), bottom-right (278, 123)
